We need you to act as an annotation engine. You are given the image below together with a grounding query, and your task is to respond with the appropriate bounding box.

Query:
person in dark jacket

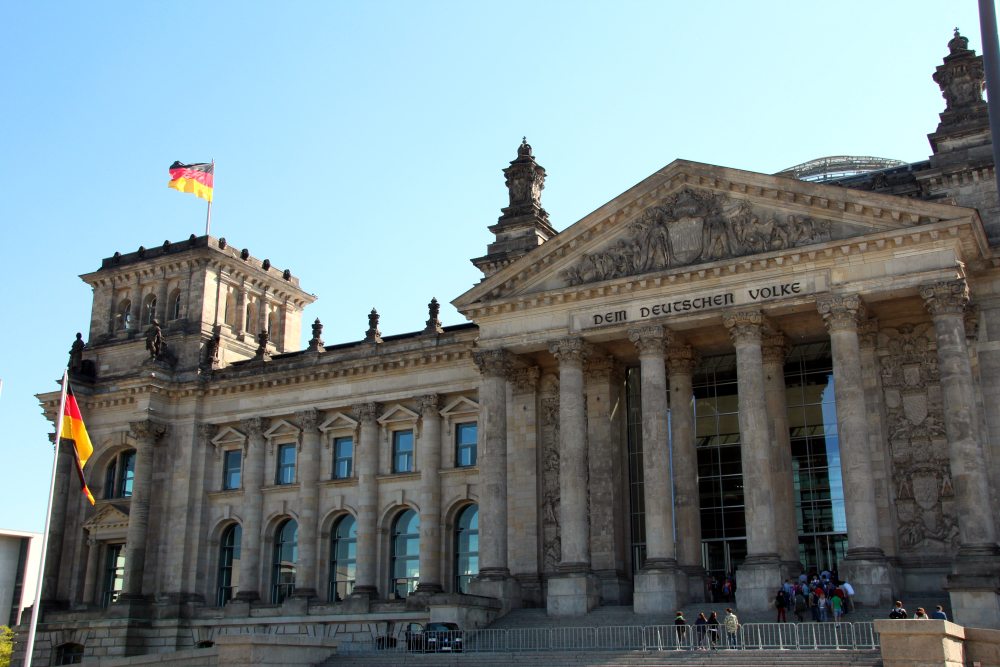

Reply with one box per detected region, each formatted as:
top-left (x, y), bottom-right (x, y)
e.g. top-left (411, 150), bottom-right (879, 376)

top-left (674, 611), bottom-right (688, 648)
top-left (706, 612), bottom-right (721, 649)
top-left (694, 612), bottom-right (709, 650)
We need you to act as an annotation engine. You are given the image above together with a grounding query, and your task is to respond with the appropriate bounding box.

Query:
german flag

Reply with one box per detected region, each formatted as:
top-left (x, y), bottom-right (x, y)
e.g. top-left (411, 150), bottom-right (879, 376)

top-left (167, 161), bottom-right (214, 202)
top-left (61, 384), bottom-right (96, 505)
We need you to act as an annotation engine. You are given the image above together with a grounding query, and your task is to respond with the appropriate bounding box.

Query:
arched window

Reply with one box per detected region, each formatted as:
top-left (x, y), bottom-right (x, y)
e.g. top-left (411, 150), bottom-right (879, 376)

top-left (223, 288), bottom-right (236, 327)
top-left (167, 288), bottom-right (182, 320)
top-left (103, 450), bottom-right (136, 499)
top-left (329, 515), bottom-right (356, 601)
top-left (245, 302), bottom-right (257, 333)
top-left (271, 519), bottom-right (298, 604)
top-left (217, 523), bottom-right (242, 606)
top-left (454, 504), bottom-right (479, 593)
top-left (55, 642), bottom-right (85, 664)
top-left (267, 312), bottom-right (277, 339)
top-left (142, 294), bottom-right (157, 326)
top-left (390, 509), bottom-right (419, 599)
top-left (116, 299), bottom-right (132, 331)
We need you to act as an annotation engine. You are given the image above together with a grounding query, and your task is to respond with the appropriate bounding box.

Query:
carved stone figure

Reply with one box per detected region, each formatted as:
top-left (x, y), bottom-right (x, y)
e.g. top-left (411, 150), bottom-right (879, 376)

top-left (68, 333), bottom-right (85, 371)
top-left (145, 320), bottom-right (164, 359)
top-left (203, 325), bottom-right (222, 369)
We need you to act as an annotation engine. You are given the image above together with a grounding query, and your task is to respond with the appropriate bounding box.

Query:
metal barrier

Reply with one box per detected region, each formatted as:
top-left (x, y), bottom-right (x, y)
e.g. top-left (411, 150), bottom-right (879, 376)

top-left (341, 621), bottom-right (879, 654)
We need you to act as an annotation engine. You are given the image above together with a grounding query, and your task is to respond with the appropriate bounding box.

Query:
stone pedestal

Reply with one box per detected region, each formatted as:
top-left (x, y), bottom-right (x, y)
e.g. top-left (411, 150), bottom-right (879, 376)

top-left (839, 556), bottom-right (895, 607)
top-left (947, 557), bottom-right (1000, 629)
top-left (681, 565), bottom-right (707, 603)
top-left (633, 566), bottom-right (683, 614)
top-left (595, 569), bottom-right (632, 605)
top-left (874, 619), bottom-right (966, 667)
top-left (735, 558), bottom-right (783, 612)
top-left (469, 574), bottom-right (522, 616)
top-left (547, 572), bottom-right (599, 616)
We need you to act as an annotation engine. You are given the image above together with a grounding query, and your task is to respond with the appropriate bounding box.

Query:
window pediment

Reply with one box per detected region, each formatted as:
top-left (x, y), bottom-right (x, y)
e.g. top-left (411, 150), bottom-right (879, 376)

top-left (378, 404), bottom-right (419, 426)
top-left (320, 411), bottom-right (358, 434)
top-left (440, 397), bottom-right (479, 420)
top-left (211, 426), bottom-right (246, 453)
top-left (84, 503), bottom-right (130, 538)
top-left (264, 419), bottom-right (300, 442)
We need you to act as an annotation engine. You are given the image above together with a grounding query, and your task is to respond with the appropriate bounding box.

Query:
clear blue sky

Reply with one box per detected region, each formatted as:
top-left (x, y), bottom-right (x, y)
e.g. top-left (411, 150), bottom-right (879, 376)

top-left (0, 1), bottom-right (988, 533)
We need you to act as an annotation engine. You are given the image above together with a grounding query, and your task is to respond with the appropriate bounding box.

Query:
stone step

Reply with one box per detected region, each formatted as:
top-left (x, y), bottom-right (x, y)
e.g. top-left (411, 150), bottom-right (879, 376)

top-left (319, 648), bottom-right (882, 667)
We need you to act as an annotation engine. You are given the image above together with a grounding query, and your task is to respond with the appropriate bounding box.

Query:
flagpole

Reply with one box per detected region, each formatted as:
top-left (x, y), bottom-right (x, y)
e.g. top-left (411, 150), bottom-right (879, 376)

top-left (205, 159), bottom-right (214, 236)
top-left (23, 371), bottom-right (70, 667)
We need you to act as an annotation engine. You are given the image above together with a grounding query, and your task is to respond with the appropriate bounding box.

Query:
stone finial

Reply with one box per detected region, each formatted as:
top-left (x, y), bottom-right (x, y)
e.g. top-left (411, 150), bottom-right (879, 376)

top-left (254, 330), bottom-right (272, 361)
top-left (503, 136), bottom-right (548, 218)
top-left (68, 332), bottom-right (85, 371)
top-left (933, 28), bottom-right (985, 114)
top-left (364, 308), bottom-right (383, 343)
top-left (308, 318), bottom-right (325, 352)
top-left (424, 298), bottom-right (443, 334)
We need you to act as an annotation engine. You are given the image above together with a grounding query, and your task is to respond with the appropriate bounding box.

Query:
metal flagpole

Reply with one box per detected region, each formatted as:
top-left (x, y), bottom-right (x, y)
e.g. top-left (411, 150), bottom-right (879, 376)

top-left (980, 0), bottom-right (1000, 206)
top-left (23, 370), bottom-right (70, 667)
top-left (205, 159), bottom-right (214, 236)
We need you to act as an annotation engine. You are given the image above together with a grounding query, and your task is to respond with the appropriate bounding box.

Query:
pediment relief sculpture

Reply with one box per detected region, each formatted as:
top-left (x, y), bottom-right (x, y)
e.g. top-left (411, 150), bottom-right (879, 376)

top-left (561, 188), bottom-right (841, 286)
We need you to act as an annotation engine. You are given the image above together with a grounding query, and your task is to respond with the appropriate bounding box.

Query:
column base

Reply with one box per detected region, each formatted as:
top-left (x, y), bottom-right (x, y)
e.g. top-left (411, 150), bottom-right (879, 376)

top-left (735, 556), bottom-right (782, 612)
top-left (680, 565), bottom-right (707, 603)
top-left (547, 571), bottom-right (599, 616)
top-left (947, 546), bottom-right (1000, 629)
top-left (839, 553), bottom-right (895, 608)
top-left (595, 569), bottom-right (632, 605)
top-left (633, 565), bottom-right (683, 614)
top-left (469, 572), bottom-right (522, 615)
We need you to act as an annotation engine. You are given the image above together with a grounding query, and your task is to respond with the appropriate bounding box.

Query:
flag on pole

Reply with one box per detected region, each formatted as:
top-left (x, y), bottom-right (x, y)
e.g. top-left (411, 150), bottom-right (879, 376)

top-left (60, 383), bottom-right (96, 505)
top-left (168, 161), bottom-right (214, 202)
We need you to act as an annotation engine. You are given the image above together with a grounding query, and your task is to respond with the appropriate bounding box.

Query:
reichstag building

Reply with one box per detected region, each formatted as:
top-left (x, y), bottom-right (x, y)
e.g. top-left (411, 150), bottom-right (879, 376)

top-left (27, 30), bottom-right (1000, 664)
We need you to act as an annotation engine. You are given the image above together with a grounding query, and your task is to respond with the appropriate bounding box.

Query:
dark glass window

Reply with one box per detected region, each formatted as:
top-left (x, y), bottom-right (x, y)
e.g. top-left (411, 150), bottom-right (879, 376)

top-left (333, 436), bottom-right (353, 479)
top-left (55, 643), bottom-right (85, 665)
top-left (142, 295), bottom-right (157, 326)
top-left (104, 450), bottom-right (136, 499)
top-left (393, 430), bottom-right (414, 473)
top-left (116, 299), bottom-right (131, 331)
top-left (271, 519), bottom-right (298, 603)
top-left (454, 504), bottom-right (479, 593)
top-left (168, 289), bottom-right (182, 320)
top-left (223, 449), bottom-right (242, 490)
top-left (329, 515), bottom-right (357, 601)
top-left (101, 544), bottom-right (125, 607)
top-left (455, 422), bottom-right (477, 467)
top-left (391, 509), bottom-right (419, 598)
top-left (217, 523), bottom-right (241, 606)
top-left (276, 444), bottom-right (296, 485)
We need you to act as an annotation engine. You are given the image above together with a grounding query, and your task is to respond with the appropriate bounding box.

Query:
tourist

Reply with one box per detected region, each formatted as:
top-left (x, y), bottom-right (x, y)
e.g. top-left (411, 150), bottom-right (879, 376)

top-left (674, 611), bottom-right (688, 647)
top-left (889, 600), bottom-right (909, 619)
top-left (774, 588), bottom-right (788, 623)
top-left (695, 612), bottom-right (708, 650)
top-left (707, 611), bottom-right (721, 649)
top-left (831, 591), bottom-right (844, 621)
top-left (817, 592), bottom-right (829, 622)
top-left (723, 608), bottom-right (740, 648)
top-left (841, 579), bottom-right (855, 614)
top-left (793, 586), bottom-right (808, 622)
top-left (932, 605), bottom-right (948, 620)
top-left (914, 607), bottom-right (929, 619)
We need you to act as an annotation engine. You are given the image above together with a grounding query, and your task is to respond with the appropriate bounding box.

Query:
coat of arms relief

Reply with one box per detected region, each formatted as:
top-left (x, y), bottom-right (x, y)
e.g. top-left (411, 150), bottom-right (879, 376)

top-left (561, 188), bottom-right (835, 286)
top-left (878, 324), bottom-right (959, 554)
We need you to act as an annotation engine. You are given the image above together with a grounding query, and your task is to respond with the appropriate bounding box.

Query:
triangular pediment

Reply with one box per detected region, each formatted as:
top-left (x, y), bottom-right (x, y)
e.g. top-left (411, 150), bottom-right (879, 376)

top-left (440, 396), bottom-right (479, 418)
top-left (378, 404), bottom-right (419, 425)
top-left (319, 411), bottom-right (358, 433)
top-left (211, 426), bottom-right (246, 447)
top-left (264, 419), bottom-right (300, 442)
top-left (83, 503), bottom-right (130, 533)
top-left (454, 160), bottom-right (980, 309)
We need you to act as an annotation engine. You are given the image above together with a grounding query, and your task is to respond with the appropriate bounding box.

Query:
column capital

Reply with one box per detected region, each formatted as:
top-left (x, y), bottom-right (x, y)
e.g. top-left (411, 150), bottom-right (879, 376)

top-left (817, 294), bottom-right (865, 333)
top-left (240, 416), bottom-right (271, 438)
top-left (549, 336), bottom-right (592, 364)
top-left (351, 402), bottom-right (383, 425)
top-left (417, 393), bottom-right (442, 415)
top-left (760, 332), bottom-right (789, 366)
top-left (628, 325), bottom-right (669, 355)
top-left (197, 422), bottom-right (218, 442)
top-left (859, 317), bottom-right (880, 349)
top-left (472, 348), bottom-right (516, 378)
top-left (511, 366), bottom-right (540, 392)
top-left (585, 354), bottom-right (621, 382)
top-left (920, 279), bottom-right (970, 316)
top-left (723, 309), bottom-right (764, 345)
top-left (295, 408), bottom-right (322, 433)
top-left (128, 419), bottom-right (168, 443)
top-left (666, 343), bottom-right (699, 376)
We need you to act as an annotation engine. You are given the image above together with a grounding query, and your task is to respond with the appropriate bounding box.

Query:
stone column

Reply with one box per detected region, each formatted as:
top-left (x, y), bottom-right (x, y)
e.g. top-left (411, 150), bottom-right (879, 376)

top-left (547, 338), bottom-right (599, 616)
top-left (121, 420), bottom-right (167, 599)
top-left (509, 367), bottom-right (542, 604)
top-left (415, 394), bottom-right (443, 594)
top-left (81, 535), bottom-right (100, 608)
top-left (817, 295), bottom-right (892, 606)
top-left (667, 341), bottom-right (704, 600)
top-left (469, 349), bottom-right (521, 610)
top-left (351, 402), bottom-right (382, 600)
top-left (41, 438), bottom-right (73, 605)
top-left (628, 325), bottom-right (682, 613)
top-left (154, 271), bottom-right (169, 323)
top-left (723, 310), bottom-right (781, 612)
top-left (234, 285), bottom-right (247, 336)
top-left (921, 280), bottom-right (1000, 628)
top-left (585, 356), bottom-right (629, 604)
top-left (761, 332), bottom-right (799, 574)
top-left (294, 409), bottom-right (321, 598)
top-left (236, 417), bottom-right (269, 601)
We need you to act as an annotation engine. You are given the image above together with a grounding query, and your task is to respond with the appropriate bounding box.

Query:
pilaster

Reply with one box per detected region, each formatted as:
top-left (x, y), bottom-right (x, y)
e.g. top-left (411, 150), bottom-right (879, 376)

top-left (415, 394), bottom-right (443, 594)
top-left (121, 420), bottom-right (168, 600)
top-left (294, 409), bottom-right (321, 599)
top-left (236, 416), bottom-right (269, 602)
top-left (351, 402), bottom-right (382, 600)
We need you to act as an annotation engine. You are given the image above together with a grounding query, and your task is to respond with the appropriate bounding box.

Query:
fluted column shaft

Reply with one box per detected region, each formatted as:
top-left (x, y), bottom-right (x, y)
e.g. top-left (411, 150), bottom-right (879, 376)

top-left (550, 338), bottom-right (591, 570)
top-left (416, 395), bottom-right (444, 593)
top-left (473, 349), bottom-right (513, 577)
top-left (628, 326), bottom-right (676, 566)
top-left (762, 333), bottom-right (799, 565)
top-left (921, 281), bottom-right (999, 551)
top-left (667, 343), bottom-right (701, 570)
top-left (237, 417), bottom-right (268, 600)
top-left (122, 420), bottom-right (167, 598)
top-left (818, 295), bottom-right (883, 557)
top-left (352, 403), bottom-right (382, 596)
top-left (724, 311), bottom-right (778, 560)
top-left (295, 409), bottom-right (321, 596)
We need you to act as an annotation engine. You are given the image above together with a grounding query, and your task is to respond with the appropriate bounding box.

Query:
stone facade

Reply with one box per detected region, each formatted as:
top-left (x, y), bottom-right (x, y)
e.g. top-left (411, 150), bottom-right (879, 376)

top-left (21, 30), bottom-right (1000, 665)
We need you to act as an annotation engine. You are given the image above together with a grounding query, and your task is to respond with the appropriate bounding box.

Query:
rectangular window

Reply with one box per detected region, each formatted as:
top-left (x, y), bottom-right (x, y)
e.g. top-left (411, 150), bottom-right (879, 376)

top-left (276, 443), bottom-right (296, 485)
top-left (392, 430), bottom-right (414, 473)
top-left (333, 436), bottom-right (353, 479)
top-left (101, 544), bottom-right (125, 608)
top-left (223, 449), bottom-right (242, 490)
top-left (455, 422), bottom-right (478, 467)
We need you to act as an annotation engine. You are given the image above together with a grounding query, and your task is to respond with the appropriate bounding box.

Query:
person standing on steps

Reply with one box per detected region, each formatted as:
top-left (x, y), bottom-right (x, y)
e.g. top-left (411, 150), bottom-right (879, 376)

top-left (889, 600), bottom-right (909, 619)
top-left (695, 612), bottom-right (709, 650)
top-left (673, 611), bottom-right (688, 648)
top-left (723, 608), bottom-right (740, 649)
top-left (931, 605), bottom-right (948, 620)
top-left (775, 588), bottom-right (788, 622)
top-left (707, 611), bottom-right (721, 649)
